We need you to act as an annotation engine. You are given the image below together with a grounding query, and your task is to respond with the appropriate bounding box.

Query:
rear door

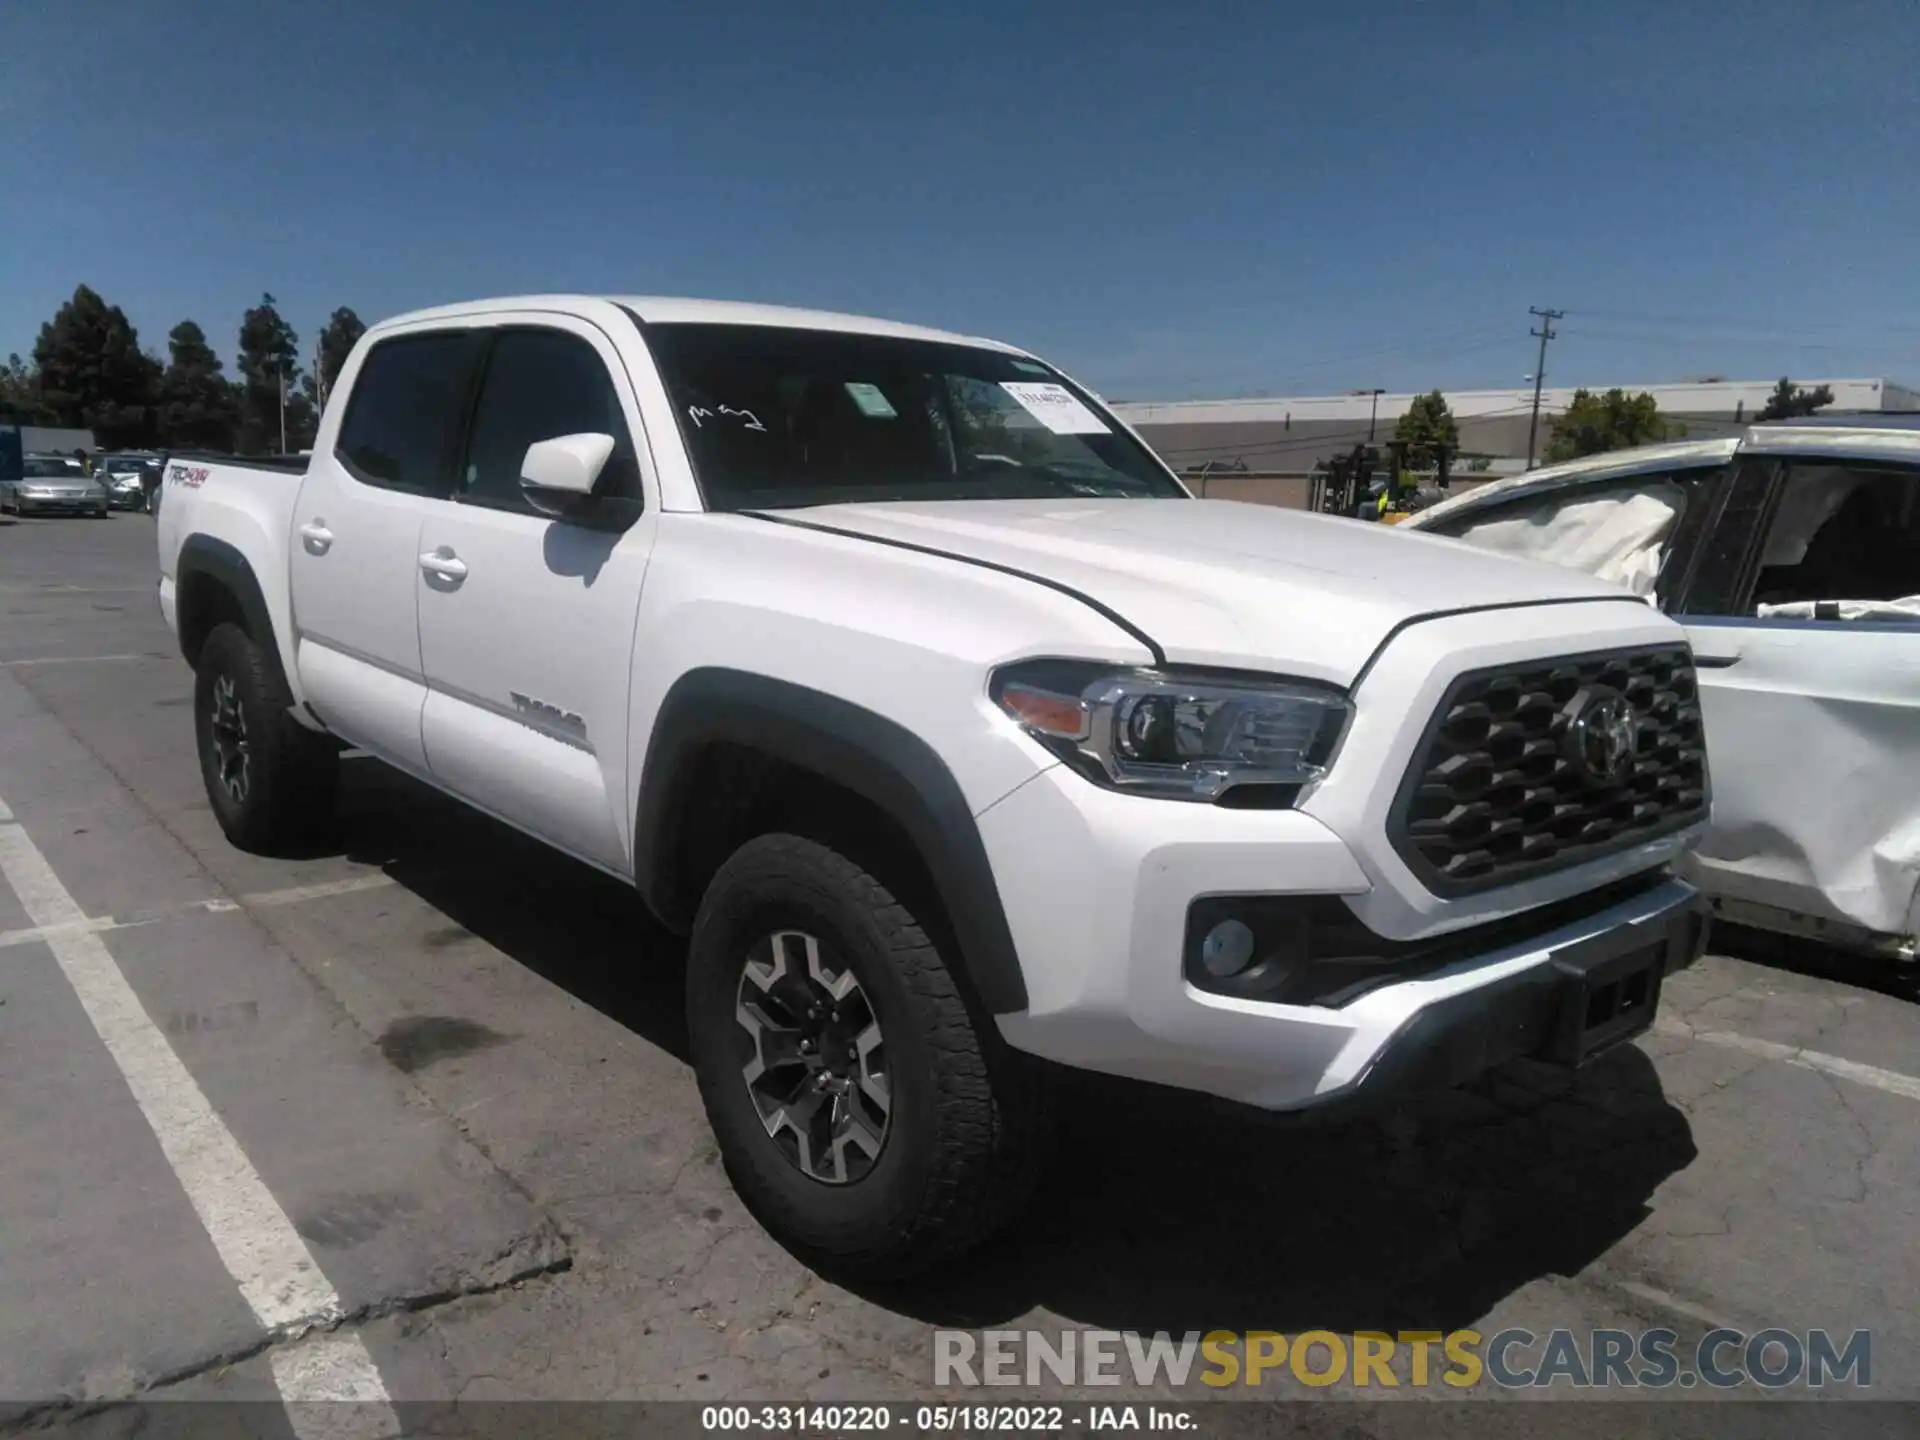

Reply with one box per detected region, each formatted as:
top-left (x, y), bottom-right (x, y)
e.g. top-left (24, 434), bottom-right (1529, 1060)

top-left (415, 316), bottom-right (657, 872)
top-left (289, 327), bottom-right (480, 775)
top-left (1670, 442), bottom-right (1920, 943)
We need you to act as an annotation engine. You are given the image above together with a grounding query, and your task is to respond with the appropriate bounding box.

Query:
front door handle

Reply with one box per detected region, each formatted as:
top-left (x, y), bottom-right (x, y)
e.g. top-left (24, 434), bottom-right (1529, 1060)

top-left (298, 519), bottom-right (333, 555)
top-left (419, 547), bottom-right (469, 584)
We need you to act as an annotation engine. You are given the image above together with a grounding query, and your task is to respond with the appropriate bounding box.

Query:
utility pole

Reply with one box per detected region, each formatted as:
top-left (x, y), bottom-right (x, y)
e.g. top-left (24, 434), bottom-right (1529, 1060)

top-left (1525, 307), bottom-right (1563, 469)
top-left (1363, 388), bottom-right (1386, 442)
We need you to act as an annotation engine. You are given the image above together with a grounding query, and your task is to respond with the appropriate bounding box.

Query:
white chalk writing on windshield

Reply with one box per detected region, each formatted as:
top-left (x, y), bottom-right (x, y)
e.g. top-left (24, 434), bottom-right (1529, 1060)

top-left (687, 404), bottom-right (767, 432)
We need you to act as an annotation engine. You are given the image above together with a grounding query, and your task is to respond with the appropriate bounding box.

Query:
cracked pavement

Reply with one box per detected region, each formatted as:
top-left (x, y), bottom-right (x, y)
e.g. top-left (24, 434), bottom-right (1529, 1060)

top-left (2, 517), bottom-right (1915, 1430)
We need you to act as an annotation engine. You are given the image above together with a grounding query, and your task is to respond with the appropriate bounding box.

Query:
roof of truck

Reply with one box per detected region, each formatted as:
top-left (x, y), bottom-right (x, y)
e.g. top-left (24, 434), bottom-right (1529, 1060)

top-left (375, 295), bottom-right (1020, 351)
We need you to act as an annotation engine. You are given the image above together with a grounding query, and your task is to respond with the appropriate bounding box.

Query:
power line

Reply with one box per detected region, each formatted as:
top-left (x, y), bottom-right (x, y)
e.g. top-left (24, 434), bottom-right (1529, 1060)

top-left (1525, 307), bottom-right (1564, 471)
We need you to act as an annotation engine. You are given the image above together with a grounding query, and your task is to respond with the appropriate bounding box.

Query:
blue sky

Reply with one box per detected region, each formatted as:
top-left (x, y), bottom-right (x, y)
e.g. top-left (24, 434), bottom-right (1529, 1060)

top-left (6, 0), bottom-right (1918, 400)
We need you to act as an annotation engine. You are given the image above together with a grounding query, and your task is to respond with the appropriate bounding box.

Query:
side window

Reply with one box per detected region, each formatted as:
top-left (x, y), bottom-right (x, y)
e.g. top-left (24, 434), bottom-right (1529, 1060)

top-left (1742, 461), bottom-right (1920, 623)
top-left (333, 332), bottom-right (475, 494)
top-left (1422, 470), bottom-right (1711, 601)
top-left (458, 329), bottom-right (642, 513)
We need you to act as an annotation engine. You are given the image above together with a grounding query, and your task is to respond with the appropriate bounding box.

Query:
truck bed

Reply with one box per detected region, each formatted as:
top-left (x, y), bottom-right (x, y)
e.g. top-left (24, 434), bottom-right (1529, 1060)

top-left (155, 454), bottom-right (312, 698)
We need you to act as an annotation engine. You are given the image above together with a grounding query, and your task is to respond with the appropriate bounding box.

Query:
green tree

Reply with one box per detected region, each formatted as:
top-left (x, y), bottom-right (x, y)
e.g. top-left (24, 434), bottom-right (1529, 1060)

top-left (313, 306), bottom-right (366, 409)
top-left (1758, 376), bottom-right (1834, 421)
top-left (0, 353), bottom-right (57, 424)
top-left (235, 294), bottom-right (302, 454)
top-left (157, 321), bottom-right (239, 451)
top-left (287, 306), bottom-right (364, 450)
top-left (1544, 388), bottom-right (1671, 463)
top-left (1392, 389), bottom-right (1459, 470)
top-left (30, 284), bottom-right (161, 445)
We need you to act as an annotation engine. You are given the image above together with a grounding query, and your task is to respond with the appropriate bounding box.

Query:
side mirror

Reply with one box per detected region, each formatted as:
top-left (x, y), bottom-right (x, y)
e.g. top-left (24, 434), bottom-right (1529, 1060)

top-left (520, 432), bottom-right (641, 529)
top-left (521, 433), bottom-right (614, 500)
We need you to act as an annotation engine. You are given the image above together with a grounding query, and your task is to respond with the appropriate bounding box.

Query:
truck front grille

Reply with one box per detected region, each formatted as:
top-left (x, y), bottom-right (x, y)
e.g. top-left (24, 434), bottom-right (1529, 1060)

top-left (1391, 645), bottom-right (1708, 895)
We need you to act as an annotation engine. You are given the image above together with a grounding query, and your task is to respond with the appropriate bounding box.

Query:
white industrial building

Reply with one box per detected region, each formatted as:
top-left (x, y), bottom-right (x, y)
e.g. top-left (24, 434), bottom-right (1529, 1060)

top-left (1113, 377), bottom-right (1920, 479)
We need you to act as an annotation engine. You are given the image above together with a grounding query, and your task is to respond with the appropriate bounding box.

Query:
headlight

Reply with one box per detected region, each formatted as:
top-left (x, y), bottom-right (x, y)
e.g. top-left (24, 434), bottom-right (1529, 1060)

top-left (990, 659), bottom-right (1350, 802)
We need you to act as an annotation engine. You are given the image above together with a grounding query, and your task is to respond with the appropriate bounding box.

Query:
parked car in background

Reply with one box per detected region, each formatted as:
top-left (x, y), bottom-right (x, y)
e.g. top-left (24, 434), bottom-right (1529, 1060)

top-left (1402, 421), bottom-right (1920, 961)
top-left (97, 452), bottom-right (165, 511)
top-left (2, 453), bottom-right (111, 518)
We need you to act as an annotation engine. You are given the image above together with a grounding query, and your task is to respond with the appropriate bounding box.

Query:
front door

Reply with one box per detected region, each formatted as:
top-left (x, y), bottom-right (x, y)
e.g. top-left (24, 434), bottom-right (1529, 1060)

top-left (1676, 452), bottom-right (1920, 941)
top-left (290, 328), bottom-right (479, 775)
top-left (415, 318), bottom-right (657, 872)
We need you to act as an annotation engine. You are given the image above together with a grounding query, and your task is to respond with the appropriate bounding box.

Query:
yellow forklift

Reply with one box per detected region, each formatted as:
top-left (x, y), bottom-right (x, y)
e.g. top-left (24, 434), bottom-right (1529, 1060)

top-left (1309, 440), bottom-right (1455, 522)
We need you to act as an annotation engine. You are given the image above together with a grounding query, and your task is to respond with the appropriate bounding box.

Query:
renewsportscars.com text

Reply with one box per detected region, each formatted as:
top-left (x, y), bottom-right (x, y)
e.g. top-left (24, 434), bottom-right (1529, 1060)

top-left (934, 1327), bottom-right (1871, 1390)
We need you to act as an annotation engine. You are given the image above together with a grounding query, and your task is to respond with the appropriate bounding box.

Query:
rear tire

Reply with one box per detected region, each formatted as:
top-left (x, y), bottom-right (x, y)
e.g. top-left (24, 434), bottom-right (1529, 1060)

top-left (193, 622), bottom-right (338, 853)
top-left (686, 833), bottom-right (1050, 1278)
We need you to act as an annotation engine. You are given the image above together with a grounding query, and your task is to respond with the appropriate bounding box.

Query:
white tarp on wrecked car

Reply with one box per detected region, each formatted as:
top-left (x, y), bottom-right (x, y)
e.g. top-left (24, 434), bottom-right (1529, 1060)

top-left (1428, 480), bottom-right (1685, 598)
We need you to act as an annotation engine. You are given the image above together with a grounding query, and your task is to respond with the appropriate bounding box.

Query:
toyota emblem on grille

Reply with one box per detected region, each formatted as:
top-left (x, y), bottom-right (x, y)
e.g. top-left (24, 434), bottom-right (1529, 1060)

top-left (1566, 687), bottom-right (1639, 786)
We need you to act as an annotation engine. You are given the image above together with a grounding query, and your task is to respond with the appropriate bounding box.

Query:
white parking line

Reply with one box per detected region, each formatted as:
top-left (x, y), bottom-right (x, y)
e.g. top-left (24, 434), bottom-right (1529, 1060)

top-left (0, 653), bottom-right (161, 667)
top-left (1654, 1016), bottom-right (1920, 1102)
top-left (0, 872), bottom-right (397, 951)
top-left (0, 793), bottom-right (398, 1435)
top-left (244, 874), bottom-right (399, 908)
top-left (1613, 1279), bottom-right (1742, 1333)
top-left (0, 586), bottom-right (154, 597)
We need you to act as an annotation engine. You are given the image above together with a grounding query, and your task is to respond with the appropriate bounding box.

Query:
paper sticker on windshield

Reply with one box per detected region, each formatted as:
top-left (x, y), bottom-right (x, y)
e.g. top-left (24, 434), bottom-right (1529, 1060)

top-left (999, 382), bottom-right (1110, 435)
top-left (844, 382), bottom-right (898, 418)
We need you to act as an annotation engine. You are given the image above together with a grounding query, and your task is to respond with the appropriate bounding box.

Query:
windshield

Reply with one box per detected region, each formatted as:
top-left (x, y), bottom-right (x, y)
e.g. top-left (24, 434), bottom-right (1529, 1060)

top-left (641, 322), bottom-right (1186, 510)
top-left (23, 456), bottom-right (84, 478)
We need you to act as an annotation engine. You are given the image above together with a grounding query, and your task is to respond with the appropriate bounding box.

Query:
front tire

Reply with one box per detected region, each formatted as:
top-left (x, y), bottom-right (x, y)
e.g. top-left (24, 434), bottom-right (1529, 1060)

top-left (687, 833), bottom-right (1049, 1278)
top-left (193, 623), bottom-right (338, 853)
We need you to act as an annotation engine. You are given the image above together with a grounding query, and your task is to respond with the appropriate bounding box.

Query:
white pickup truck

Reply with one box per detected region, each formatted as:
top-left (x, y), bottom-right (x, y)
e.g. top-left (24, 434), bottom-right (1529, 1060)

top-left (157, 295), bottom-right (1710, 1275)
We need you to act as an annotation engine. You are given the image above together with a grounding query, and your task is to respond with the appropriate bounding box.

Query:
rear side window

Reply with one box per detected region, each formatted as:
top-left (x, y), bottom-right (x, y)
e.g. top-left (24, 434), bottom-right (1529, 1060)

top-left (1746, 461), bottom-right (1920, 620)
top-left (334, 332), bottom-right (475, 494)
top-left (457, 329), bottom-right (641, 512)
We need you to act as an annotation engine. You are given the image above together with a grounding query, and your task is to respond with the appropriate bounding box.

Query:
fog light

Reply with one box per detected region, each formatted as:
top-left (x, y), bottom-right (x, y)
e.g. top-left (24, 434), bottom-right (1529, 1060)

top-left (1200, 918), bottom-right (1257, 979)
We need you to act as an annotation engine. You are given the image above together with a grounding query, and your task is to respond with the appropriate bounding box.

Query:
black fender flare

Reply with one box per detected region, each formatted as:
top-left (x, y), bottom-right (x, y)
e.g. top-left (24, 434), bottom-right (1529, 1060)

top-left (633, 668), bottom-right (1029, 1015)
top-left (175, 534), bottom-right (278, 671)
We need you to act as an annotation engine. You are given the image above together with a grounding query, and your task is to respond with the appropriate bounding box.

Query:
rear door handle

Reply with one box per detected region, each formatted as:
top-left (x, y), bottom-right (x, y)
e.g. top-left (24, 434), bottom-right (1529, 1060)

top-left (419, 548), bottom-right (468, 584)
top-left (298, 520), bottom-right (333, 554)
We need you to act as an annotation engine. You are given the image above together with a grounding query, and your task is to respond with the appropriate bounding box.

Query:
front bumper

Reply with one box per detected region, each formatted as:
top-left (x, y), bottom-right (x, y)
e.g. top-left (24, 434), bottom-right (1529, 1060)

top-left (17, 495), bottom-right (107, 515)
top-left (1322, 882), bottom-right (1703, 1115)
top-left (981, 761), bottom-right (1706, 1112)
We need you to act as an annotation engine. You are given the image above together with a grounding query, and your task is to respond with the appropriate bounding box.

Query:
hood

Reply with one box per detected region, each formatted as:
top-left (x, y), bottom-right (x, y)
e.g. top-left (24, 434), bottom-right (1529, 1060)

top-left (791, 497), bottom-right (1636, 683)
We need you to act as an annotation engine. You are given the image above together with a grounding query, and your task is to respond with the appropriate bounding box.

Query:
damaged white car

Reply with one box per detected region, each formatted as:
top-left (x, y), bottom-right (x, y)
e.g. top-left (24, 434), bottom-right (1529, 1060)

top-left (1404, 419), bottom-right (1920, 961)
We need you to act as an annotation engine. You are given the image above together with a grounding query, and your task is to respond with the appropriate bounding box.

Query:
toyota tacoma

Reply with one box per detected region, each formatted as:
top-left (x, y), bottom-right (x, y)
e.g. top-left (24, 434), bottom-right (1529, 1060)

top-left (156, 295), bottom-right (1711, 1275)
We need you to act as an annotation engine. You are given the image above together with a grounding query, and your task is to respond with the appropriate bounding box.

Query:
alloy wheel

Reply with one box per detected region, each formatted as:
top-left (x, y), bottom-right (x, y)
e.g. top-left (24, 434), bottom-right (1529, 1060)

top-left (208, 673), bottom-right (251, 805)
top-left (736, 929), bottom-right (891, 1184)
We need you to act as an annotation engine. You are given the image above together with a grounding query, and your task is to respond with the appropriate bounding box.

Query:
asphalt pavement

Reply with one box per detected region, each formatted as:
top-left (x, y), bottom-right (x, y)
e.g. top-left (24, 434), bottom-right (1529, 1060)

top-left (1, 510), bottom-right (1916, 1437)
